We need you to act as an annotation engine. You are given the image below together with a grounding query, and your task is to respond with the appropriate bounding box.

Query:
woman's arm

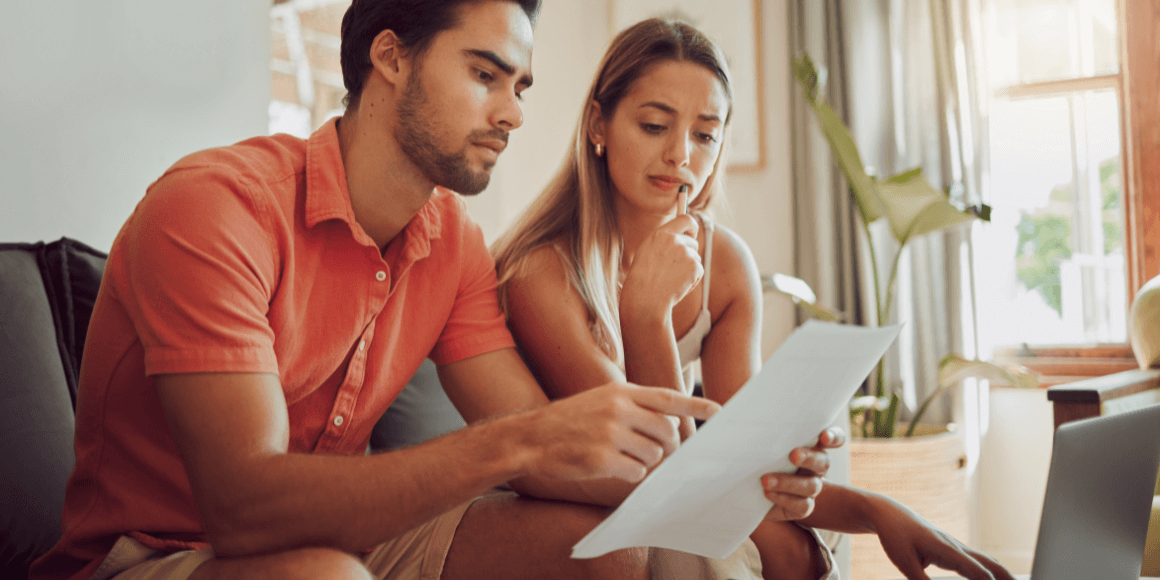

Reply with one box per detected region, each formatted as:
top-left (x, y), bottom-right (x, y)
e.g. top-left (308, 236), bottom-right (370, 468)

top-left (696, 224), bottom-right (764, 404)
top-left (504, 245), bottom-right (631, 399)
top-left (504, 246), bottom-right (659, 505)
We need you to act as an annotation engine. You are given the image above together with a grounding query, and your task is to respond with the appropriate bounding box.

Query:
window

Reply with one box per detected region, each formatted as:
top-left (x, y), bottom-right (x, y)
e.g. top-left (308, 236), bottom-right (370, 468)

top-left (974, 0), bottom-right (1157, 379)
top-left (269, 0), bottom-right (351, 138)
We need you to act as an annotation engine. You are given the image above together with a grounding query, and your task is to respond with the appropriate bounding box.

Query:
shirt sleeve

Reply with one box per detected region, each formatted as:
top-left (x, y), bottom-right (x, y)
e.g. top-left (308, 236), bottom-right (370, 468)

top-left (115, 163), bottom-right (281, 376)
top-left (428, 214), bottom-right (516, 366)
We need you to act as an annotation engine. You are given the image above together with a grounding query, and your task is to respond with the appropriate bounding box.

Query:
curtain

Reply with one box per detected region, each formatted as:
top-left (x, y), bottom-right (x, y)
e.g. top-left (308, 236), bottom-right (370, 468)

top-left (790, 0), bottom-right (989, 431)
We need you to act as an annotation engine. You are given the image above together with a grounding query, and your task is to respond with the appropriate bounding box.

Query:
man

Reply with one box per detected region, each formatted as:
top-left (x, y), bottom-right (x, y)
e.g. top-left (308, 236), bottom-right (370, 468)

top-left (30, 1), bottom-right (841, 579)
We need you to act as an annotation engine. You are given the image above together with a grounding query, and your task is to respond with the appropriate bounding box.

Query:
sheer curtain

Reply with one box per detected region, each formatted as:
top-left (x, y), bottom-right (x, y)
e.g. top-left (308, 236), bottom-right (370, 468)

top-left (790, 0), bottom-right (989, 461)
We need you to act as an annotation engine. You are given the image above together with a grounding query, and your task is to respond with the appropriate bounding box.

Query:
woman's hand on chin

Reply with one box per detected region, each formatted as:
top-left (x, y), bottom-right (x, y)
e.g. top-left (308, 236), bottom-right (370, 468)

top-left (620, 213), bottom-right (703, 322)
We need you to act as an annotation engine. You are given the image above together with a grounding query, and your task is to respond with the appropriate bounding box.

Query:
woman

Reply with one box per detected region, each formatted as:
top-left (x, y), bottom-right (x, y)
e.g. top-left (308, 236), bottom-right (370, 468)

top-left (493, 18), bottom-right (1013, 580)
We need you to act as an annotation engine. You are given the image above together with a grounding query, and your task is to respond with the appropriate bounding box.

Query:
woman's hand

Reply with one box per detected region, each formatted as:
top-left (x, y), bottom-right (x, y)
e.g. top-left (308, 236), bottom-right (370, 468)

top-left (620, 188), bottom-right (703, 321)
top-left (868, 495), bottom-right (1015, 580)
top-left (761, 428), bottom-right (844, 521)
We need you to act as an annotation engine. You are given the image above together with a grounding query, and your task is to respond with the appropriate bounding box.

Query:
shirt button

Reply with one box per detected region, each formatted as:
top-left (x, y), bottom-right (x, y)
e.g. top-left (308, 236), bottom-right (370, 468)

top-left (375, 271), bottom-right (386, 282)
top-left (358, 340), bottom-right (366, 351)
top-left (333, 415), bottom-right (344, 427)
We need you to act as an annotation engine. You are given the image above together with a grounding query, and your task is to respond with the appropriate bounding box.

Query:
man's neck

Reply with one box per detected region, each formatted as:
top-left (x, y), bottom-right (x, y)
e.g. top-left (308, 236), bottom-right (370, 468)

top-left (336, 107), bottom-right (435, 250)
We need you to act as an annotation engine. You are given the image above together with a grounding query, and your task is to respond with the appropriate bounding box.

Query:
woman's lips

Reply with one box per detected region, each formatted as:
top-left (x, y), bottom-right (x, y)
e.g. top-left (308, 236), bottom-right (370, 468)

top-left (648, 176), bottom-right (685, 190)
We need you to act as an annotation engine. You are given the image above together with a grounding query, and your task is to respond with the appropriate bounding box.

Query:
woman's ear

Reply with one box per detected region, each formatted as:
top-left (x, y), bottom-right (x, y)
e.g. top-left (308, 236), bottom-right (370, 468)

top-left (368, 29), bottom-right (409, 90)
top-left (586, 101), bottom-right (606, 148)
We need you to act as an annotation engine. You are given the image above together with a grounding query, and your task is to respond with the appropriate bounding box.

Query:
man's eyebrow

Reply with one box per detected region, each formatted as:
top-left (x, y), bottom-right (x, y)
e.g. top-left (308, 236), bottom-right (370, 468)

top-left (465, 49), bottom-right (533, 88)
top-left (640, 101), bottom-right (722, 123)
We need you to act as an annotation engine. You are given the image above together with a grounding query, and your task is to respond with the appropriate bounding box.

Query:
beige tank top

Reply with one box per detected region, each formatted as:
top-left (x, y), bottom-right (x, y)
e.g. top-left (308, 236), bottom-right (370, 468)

top-left (675, 215), bottom-right (714, 395)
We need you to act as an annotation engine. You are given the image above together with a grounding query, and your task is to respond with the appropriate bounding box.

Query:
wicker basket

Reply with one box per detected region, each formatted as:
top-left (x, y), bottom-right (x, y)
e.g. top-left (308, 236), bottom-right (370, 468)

top-left (849, 426), bottom-right (969, 580)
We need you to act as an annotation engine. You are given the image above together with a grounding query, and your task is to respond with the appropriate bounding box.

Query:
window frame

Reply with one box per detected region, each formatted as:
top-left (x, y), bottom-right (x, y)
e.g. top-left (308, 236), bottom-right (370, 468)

top-left (984, 0), bottom-right (1157, 380)
top-left (1119, 0), bottom-right (1160, 305)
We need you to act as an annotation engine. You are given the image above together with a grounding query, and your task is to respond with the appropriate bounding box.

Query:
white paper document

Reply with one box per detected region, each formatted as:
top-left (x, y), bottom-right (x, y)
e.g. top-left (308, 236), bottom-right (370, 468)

top-left (571, 321), bottom-right (901, 560)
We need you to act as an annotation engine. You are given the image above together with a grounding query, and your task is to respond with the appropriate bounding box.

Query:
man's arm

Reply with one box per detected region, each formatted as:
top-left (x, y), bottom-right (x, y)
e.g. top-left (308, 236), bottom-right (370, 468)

top-left (436, 348), bottom-right (643, 506)
top-left (155, 371), bottom-right (718, 558)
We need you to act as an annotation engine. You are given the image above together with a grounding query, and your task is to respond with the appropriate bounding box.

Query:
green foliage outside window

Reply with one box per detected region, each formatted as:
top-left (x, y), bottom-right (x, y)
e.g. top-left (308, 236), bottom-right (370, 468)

top-left (1014, 158), bottom-right (1122, 315)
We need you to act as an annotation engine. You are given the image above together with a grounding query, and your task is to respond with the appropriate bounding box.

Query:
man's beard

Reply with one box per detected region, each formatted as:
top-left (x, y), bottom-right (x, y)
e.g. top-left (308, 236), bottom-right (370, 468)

top-left (395, 72), bottom-right (507, 196)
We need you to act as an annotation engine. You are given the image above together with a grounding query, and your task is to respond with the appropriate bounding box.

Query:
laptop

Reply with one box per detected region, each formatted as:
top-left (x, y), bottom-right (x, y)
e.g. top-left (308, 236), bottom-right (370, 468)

top-left (934, 402), bottom-right (1160, 580)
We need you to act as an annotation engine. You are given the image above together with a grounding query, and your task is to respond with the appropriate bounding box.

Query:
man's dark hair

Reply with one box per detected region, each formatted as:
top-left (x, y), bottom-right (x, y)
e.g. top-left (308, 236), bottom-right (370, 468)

top-left (340, 0), bottom-right (541, 108)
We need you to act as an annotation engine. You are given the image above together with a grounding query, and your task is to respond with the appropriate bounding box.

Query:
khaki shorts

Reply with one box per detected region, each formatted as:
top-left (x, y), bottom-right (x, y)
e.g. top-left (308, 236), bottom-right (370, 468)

top-left (92, 497), bottom-right (837, 580)
top-left (93, 497), bottom-right (477, 580)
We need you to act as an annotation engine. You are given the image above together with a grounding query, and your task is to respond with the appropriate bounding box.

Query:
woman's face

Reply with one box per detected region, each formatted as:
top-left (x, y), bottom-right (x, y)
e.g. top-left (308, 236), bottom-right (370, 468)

top-left (595, 60), bottom-right (729, 216)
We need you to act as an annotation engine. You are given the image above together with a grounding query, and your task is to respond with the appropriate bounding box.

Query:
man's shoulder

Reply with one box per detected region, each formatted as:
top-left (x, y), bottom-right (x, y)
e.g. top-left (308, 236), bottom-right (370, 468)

top-left (160, 133), bottom-right (306, 190)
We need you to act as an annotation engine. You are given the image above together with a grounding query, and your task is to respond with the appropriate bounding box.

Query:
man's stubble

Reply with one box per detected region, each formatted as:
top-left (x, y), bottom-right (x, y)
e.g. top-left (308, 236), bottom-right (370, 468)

top-left (394, 66), bottom-right (507, 196)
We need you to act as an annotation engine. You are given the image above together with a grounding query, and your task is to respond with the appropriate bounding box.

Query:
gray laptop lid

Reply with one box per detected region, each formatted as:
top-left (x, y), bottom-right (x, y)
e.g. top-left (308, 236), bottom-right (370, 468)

top-left (1030, 403), bottom-right (1160, 580)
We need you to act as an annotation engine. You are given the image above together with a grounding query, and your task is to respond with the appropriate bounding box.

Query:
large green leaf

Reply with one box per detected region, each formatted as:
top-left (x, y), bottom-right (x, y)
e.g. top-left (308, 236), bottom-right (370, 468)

top-left (793, 55), bottom-right (884, 225)
top-left (876, 169), bottom-right (976, 245)
top-left (936, 354), bottom-right (1039, 390)
top-left (762, 273), bottom-right (841, 322)
top-left (903, 355), bottom-right (1039, 436)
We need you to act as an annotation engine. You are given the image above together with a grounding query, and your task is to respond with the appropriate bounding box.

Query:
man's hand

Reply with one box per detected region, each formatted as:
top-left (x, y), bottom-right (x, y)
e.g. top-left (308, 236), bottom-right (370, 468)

top-left (514, 383), bottom-right (720, 483)
top-left (871, 496), bottom-right (1015, 580)
top-left (761, 427), bottom-right (845, 521)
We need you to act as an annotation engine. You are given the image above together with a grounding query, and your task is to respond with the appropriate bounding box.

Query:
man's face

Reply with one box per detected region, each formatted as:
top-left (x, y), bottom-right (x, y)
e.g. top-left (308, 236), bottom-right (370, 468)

top-left (394, 1), bottom-right (534, 196)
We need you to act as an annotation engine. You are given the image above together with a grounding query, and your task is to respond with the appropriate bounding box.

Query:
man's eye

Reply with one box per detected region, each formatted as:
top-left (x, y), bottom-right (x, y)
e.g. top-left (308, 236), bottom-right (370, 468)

top-left (476, 70), bottom-right (494, 82)
top-left (697, 133), bottom-right (718, 143)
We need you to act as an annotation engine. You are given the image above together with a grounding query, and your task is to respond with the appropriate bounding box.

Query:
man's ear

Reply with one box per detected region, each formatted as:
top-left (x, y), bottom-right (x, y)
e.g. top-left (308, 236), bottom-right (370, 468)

top-left (587, 101), bottom-right (606, 148)
top-left (368, 29), bottom-right (410, 89)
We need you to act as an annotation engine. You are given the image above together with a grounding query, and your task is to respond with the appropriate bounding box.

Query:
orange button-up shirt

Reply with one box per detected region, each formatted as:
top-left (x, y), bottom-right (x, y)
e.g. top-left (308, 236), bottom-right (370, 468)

top-left (31, 119), bottom-right (515, 580)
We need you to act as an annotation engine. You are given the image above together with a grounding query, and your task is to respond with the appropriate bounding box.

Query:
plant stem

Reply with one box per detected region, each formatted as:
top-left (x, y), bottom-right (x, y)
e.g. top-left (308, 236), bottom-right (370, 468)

top-left (906, 382), bottom-right (952, 437)
top-left (861, 219), bottom-right (884, 399)
top-left (883, 239), bottom-right (904, 329)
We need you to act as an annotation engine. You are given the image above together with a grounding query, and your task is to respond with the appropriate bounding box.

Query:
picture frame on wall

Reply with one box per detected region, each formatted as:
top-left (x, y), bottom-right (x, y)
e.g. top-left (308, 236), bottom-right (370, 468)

top-left (609, 0), bottom-right (764, 171)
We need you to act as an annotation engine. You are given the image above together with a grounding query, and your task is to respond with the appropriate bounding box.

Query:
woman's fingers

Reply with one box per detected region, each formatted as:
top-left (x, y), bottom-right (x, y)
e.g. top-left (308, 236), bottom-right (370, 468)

top-left (790, 445), bottom-right (831, 477)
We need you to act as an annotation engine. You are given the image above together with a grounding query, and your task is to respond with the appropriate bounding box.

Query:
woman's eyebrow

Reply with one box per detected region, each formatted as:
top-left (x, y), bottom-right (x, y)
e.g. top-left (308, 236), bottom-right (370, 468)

top-left (639, 101), bottom-right (721, 122)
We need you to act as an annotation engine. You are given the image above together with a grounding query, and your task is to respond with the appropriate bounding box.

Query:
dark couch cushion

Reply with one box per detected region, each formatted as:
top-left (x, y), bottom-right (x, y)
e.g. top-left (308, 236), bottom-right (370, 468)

top-left (42, 238), bottom-right (107, 405)
top-left (370, 359), bottom-right (466, 451)
top-left (0, 244), bottom-right (77, 580)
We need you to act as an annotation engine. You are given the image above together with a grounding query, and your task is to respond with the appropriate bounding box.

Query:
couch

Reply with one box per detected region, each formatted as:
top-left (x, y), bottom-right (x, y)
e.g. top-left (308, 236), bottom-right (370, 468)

top-left (0, 238), bottom-right (467, 579)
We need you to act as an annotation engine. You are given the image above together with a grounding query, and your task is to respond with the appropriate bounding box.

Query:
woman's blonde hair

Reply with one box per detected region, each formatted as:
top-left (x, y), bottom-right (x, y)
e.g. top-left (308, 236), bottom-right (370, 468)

top-left (492, 18), bottom-right (734, 367)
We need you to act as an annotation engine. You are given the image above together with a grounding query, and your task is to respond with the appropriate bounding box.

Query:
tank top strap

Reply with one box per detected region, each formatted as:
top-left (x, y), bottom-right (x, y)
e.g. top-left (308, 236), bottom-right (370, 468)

top-left (700, 214), bottom-right (714, 311)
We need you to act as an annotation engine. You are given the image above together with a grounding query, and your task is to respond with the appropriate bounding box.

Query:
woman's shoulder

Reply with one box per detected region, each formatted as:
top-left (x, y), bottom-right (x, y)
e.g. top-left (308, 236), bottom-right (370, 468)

top-left (699, 218), bottom-right (756, 272)
top-left (510, 238), bottom-right (570, 282)
top-left (701, 218), bottom-right (762, 312)
top-left (503, 239), bottom-right (580, 309)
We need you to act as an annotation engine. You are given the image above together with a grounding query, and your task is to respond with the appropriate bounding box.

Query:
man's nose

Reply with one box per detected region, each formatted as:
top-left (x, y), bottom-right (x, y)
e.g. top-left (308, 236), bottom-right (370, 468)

top-left (492, 90), bottom-right (524, 131)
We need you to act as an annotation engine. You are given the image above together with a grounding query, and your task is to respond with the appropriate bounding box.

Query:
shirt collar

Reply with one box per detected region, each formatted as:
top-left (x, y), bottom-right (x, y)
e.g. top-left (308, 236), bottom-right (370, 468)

top-left (304, 118), bottom-right (443, 257)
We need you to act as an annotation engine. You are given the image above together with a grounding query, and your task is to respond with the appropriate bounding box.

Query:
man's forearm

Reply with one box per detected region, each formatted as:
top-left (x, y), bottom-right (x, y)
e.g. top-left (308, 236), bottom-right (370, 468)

top-left (507, 473), bottom-right (636, 507)
top-left (206, 415), bottom-right (528, 557)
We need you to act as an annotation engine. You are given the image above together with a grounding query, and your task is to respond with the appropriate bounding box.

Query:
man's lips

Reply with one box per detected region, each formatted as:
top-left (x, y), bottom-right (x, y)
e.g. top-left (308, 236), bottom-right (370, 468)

top-left (474, 139), bottom-right (507, 154)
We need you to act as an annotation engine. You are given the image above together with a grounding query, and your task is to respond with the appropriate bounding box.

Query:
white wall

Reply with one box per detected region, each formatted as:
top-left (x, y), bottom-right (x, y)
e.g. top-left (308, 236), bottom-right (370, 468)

top-left (0, 0), bottom-right (795, 354)
top-left (0, 0), bottom-right (271, 252)
top-left (473, 0), bottom-right (798, 358)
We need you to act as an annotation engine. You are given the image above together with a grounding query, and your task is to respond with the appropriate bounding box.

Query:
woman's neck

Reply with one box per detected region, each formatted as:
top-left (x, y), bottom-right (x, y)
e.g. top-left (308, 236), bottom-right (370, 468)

top-left (614, 196), bottom-right (677, 268)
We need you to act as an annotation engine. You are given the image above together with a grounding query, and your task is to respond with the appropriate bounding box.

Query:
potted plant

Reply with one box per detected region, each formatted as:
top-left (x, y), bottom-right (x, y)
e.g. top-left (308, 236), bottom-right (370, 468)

top-left (780, 53), bottom-right (1040, 580)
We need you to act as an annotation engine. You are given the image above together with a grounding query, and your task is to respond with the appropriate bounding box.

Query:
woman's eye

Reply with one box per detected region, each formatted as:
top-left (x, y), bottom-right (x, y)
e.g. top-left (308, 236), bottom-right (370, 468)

top-left (476, 70), bottom-right (494, 82)
top-left (642, 123), bottom-right (665, 133)
top-left (697, 133), bottom-right (718, 143)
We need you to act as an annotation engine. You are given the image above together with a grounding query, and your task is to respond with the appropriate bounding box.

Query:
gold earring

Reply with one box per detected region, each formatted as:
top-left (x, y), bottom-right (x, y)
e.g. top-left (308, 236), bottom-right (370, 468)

top-left (595, 143), bottom-right (604, 157)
